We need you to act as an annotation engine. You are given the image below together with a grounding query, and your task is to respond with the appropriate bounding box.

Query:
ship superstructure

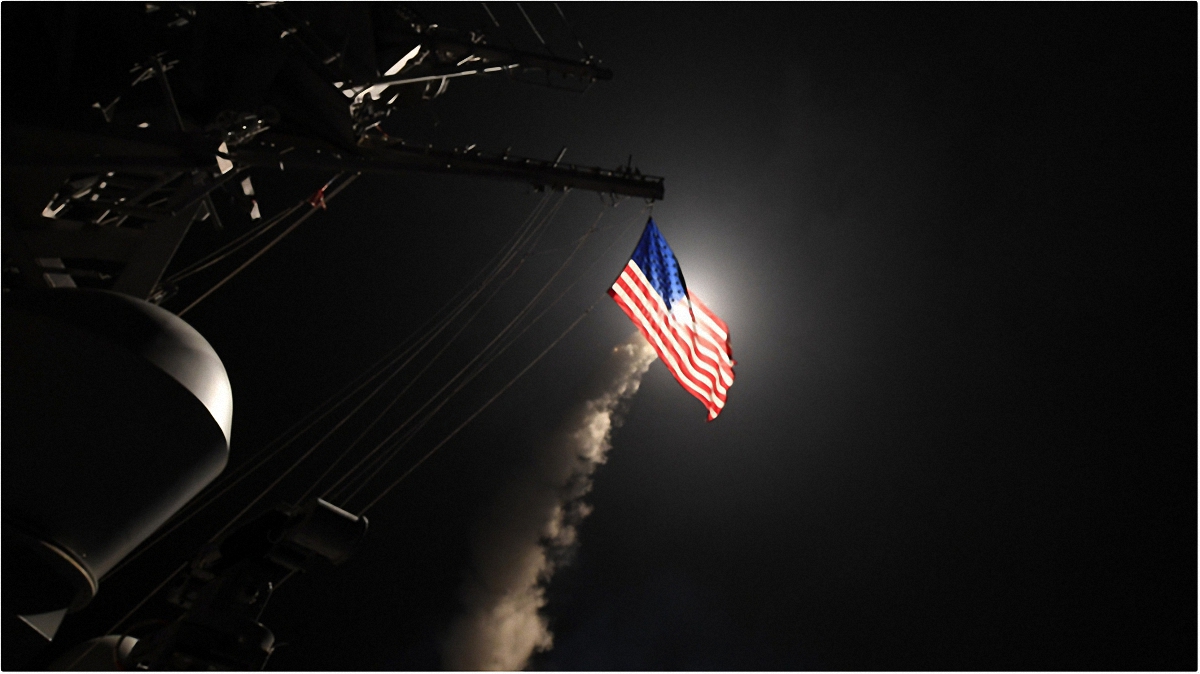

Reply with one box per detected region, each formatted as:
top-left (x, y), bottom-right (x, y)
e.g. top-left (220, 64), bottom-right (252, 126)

top-left (2, 3), bottom-right (663, 668)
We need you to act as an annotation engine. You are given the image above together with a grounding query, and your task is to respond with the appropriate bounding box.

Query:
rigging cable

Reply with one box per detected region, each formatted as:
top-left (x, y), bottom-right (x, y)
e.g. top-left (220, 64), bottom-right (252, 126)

top-left (331, 208), bottom-right (611, 503)
top-left (84, 195), bottom-right (611, 659)
top-left (359, 296), bottom-right (604, 515)
top-left (165, 201), bottom-right (305, 284)
top-left (64, 562), bottom-right (189, 671)
top-left (101, 304), bottom-right (445, 580)
top-left (291, 193), bottom-right (568, 504)
top-left (328, 203), bottom-right (612, 504)
top-left (105, 191), bottom-right (557, 579)
top-left (338, 204), bottom-right (647, 507)
top-left (323, 199), bottom-right (595, 501)
top-left (299, 192), bottom-right (573, 502)
top-left (516, 3), bottom-right (550, 52)
top-left (177, 173), bottom-right (359, 317)
top-left (102, 331), bottom-right (422, 578)
top-left (211, 188), bottom-right (553, 506)
top-left (552, 3), bottom-right (590, 58)
top-left (332, 203), bottom-right (631, 503)
top-left (189, 192), bottom-right (566, 543)
top-left (480, 2), bottom-right (500, 28)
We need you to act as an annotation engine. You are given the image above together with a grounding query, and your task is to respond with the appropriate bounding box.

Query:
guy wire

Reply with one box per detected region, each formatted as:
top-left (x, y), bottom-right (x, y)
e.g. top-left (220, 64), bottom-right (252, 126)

top-left (202, 193), bottom-right (562, 539)
top-left (335, 203), bottom-right (614, 505)
top-left (339, 203), bottom-right (645, 506)
top-left (316, 192), bottom-right (572, 500)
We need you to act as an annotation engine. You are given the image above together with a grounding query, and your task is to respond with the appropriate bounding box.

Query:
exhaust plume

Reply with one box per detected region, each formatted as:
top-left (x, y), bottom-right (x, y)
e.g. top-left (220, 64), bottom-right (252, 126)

top-left (442, 332), bottom-right (657, 670)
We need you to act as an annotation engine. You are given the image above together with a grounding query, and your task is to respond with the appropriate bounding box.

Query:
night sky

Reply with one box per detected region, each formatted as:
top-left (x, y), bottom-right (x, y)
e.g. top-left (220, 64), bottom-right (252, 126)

top-left (9, 2), bottom-right (1197, 671)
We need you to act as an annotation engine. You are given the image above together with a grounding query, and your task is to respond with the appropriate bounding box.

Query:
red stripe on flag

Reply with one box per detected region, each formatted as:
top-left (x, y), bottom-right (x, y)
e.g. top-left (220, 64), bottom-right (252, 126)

top-left (615, 270), bottom-right (720, 398)
top-left (608, 260), bottom-right (735, 420)
top-left (621, 265), bottom-right (728, 395)
top-left (610, 276), bottom-right (718, 411)
top-left (610, 275), bottom-right (717, 404)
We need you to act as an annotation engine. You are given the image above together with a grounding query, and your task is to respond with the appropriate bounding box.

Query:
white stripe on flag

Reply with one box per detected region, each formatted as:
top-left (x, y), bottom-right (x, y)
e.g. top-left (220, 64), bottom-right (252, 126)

top-left (610, 278), bottom-right (716, 406)
top-left (608, 259), bottom-right (735, 421)
top-left (623, 264), bottom-right (729, 395)
top-left (618, 267), bottom-right (721, 397)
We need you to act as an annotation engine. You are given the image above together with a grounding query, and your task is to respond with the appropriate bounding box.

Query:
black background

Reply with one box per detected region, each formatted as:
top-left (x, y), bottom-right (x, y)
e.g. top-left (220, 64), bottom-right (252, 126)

top-left (5, 3), bottom-right (1196, 670)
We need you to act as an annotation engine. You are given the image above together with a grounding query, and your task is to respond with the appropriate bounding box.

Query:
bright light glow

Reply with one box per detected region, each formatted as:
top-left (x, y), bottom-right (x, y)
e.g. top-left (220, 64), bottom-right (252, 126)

top-left (646, 219), bottom-right (749, 345)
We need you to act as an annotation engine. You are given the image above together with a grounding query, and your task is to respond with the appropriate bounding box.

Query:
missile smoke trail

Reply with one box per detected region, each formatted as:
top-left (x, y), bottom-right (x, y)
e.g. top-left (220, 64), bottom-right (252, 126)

top-left (442, 332), bottom-right (657, 671)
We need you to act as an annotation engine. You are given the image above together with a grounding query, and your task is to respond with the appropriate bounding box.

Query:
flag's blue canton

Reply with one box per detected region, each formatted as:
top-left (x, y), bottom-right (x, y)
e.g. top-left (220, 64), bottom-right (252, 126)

top-left (630, 219), bottom-right (688, 310)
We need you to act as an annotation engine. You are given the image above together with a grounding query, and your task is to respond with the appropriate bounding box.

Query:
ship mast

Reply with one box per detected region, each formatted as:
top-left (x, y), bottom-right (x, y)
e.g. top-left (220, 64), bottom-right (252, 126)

top-left (3, 2), bottom-right (663, 303)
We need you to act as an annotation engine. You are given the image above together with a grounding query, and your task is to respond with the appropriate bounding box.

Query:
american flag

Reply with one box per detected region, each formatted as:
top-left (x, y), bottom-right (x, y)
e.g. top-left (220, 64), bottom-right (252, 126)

top-left (609, 219), bottom-right (736, 420)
